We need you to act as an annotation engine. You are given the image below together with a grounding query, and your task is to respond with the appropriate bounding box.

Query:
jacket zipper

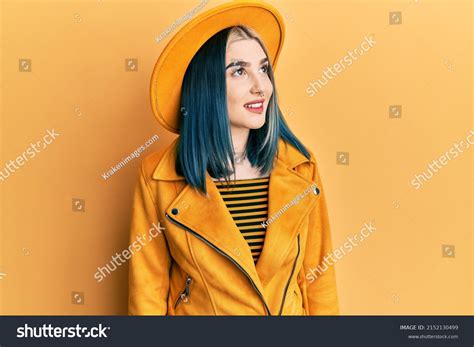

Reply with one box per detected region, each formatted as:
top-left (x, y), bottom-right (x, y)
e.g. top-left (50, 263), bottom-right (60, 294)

top-left (165, 212), bottom-right (272, 316)
top-left (278, 233), bottom-right (301, 315)
top-left (174, 275), bottom-right (193, 309)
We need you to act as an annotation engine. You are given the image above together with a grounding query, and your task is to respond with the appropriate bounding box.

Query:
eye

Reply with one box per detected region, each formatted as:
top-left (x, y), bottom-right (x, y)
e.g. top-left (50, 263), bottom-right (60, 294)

top-left (231, 67), bottom-right (246, 77)
top-left (260, 64), bottom-right (269, 73)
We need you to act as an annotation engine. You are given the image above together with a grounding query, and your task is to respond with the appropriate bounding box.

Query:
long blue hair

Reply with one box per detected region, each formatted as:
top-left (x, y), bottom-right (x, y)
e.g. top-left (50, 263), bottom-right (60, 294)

top-left (176, 25), bottom-right (310, 196)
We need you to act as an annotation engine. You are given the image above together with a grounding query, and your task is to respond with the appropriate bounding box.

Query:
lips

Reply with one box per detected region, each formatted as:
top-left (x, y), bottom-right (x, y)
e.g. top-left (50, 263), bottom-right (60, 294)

top-left (243, 98), bottom-right (265, 114)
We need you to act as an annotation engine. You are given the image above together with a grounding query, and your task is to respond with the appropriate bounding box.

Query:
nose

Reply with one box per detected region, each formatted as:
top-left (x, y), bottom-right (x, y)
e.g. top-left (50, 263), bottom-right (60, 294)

top-left (250, 74), bottom-right (265, 96)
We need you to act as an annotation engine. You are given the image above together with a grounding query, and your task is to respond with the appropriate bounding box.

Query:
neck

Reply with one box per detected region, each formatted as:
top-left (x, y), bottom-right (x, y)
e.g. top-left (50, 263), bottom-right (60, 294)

top-left (230, 126), bottom-right (250, 154)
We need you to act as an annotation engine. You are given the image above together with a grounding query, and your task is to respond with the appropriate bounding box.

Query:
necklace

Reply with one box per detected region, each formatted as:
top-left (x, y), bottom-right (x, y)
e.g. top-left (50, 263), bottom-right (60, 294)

top-left (233, 151), bottom-right (247, 164)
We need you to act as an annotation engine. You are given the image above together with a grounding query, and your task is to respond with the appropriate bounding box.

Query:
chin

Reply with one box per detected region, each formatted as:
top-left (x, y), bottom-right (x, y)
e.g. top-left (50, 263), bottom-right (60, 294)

top-left (250, 121), bottom-right (266, 129)
top-left (244, 119), bottom-right (266, 130)
top-left (241, 112), bottom-right (266, 129)
top-left (230, 109), bottom-right (268, 130)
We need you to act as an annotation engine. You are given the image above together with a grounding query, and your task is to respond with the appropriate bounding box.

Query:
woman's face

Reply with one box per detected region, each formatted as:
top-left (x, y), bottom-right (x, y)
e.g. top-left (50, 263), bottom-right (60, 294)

top-left (225, 35), bottom-right (273, 132)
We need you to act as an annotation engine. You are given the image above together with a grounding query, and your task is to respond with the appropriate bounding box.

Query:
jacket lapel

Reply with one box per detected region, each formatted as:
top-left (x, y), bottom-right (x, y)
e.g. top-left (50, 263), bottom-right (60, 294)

top-left (167, 174), bottom-right (262, 288)
top-left (255, 156), bottom-right (320, 287)
top-left (152, 138), bottom-right (262, 292)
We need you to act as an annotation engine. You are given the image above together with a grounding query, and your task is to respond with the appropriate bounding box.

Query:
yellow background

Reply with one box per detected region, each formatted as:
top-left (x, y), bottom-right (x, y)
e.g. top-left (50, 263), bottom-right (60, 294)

top-left (0, 0), bottom-right (472, 314)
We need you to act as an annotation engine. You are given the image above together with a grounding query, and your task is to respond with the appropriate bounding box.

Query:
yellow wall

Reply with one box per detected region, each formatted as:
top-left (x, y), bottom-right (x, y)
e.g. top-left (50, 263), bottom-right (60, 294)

top-left (0, 0), bottom-right (472, 314)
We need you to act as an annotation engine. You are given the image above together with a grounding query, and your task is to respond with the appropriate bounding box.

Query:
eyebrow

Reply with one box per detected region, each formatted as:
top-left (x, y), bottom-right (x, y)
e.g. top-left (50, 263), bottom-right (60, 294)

top-left (225, 57), bottom-right (269, 70)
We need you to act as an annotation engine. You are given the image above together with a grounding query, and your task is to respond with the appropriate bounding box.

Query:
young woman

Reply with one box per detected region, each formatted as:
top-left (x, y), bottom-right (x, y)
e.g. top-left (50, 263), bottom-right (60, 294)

top-left (128, 1), bottom-right (339, 315)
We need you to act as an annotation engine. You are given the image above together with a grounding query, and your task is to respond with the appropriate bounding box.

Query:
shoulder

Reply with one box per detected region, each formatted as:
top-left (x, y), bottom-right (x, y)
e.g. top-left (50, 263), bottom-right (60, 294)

top-left (138, 137), bottom-right (180, 181)
top-left (277, 138), bottom-right (316, 164)
top-left (277, 138), bottom-right (318, 176)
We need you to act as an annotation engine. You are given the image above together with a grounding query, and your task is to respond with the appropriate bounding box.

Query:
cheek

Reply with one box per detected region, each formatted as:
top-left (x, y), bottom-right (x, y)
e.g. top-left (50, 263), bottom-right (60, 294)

top-left (226, 81), bottom-right (245, 114)
top-left (264, 78), bottom-right (273, 95)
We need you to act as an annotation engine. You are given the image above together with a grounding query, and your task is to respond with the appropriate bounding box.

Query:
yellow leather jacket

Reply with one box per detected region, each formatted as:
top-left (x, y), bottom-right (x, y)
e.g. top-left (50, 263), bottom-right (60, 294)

top-left (128, 137), bottom-right (339, 315)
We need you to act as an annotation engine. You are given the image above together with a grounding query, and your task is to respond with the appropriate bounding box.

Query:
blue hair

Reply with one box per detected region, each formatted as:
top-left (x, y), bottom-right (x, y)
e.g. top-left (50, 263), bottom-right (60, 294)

top-left (176, 26), bottom-right (310, 196)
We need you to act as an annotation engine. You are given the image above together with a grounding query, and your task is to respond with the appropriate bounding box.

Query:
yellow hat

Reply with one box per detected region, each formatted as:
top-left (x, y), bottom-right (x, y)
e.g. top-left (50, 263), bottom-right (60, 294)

top-left (150, 1), bottom-right (285, 134)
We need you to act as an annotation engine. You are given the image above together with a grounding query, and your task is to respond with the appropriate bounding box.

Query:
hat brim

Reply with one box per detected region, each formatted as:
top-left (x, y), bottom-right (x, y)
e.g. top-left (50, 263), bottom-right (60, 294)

top-left (150, 1), bottom-right (285, 134)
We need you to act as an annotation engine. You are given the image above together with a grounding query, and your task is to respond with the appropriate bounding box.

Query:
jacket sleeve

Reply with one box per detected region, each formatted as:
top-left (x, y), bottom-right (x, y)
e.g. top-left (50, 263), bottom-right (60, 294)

top-left (128, 162), bottom-right (171, 315)
top-left (301, 155), bottom-right (340, 315)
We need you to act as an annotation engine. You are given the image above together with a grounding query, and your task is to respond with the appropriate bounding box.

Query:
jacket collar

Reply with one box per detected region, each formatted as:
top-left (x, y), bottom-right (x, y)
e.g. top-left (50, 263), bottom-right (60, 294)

top-left (152, 138), bottom-right (319, 301)
top-left (152, 137), bottom-right (314, 181)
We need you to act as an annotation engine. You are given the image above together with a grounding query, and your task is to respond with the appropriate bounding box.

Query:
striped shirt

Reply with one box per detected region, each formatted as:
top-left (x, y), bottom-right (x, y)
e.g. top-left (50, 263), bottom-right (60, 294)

top-left (214, 177), bottom-right (270, 263)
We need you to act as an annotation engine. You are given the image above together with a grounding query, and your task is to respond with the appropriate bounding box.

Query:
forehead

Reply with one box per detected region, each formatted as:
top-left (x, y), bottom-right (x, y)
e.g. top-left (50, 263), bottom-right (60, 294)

top-left (225, 37), bottom-right (267, 62)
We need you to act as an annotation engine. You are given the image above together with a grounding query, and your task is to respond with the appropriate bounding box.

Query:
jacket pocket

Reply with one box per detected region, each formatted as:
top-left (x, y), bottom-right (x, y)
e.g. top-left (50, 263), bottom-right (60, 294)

top-left (174, 275), bottom-right (193, 309)
top-left (290, 289), bottom-right (303, 315)
top-left (279, 234), bottom-right (301, 315)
